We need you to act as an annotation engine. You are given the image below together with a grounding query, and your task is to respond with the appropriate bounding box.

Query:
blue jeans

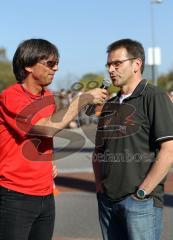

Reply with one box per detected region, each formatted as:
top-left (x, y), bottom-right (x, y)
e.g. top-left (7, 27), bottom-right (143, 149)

top-left (0, 186), bottom-right (55, 240)
top-left (97, 192), bottom-right (163, 240)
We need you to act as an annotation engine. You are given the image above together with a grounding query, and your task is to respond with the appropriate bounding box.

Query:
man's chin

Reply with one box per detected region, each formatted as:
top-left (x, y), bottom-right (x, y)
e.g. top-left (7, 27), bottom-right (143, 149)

top-left (112, 80), bottom-right (120, 87)
top-left (42, 81), bottom-right (52, 87)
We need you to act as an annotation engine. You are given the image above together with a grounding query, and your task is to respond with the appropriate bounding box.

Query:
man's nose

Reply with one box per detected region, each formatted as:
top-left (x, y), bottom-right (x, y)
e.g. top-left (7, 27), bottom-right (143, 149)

top-left (52, 64), bottom-right (58, 71)
top-left (107, 64), bottom-right (115, 73)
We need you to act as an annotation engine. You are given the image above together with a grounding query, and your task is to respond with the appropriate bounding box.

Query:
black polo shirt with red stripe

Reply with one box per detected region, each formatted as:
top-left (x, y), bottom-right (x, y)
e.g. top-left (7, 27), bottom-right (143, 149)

top-left (94, 79), bottom-right (173, 207)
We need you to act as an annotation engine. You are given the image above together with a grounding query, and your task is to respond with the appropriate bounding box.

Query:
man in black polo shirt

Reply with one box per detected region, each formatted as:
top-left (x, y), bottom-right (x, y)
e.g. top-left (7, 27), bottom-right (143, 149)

top-left (93, 38), bottom-right (173, 240)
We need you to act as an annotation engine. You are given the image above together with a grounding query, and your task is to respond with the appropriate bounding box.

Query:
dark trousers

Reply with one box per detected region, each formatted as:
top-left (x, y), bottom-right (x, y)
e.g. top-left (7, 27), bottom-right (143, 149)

top-left (0, 186), bottom-right (55, 240)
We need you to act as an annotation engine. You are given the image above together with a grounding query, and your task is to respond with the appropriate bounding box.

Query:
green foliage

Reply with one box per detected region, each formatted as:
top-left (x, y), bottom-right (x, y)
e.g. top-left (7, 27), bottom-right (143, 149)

top-left (79, 73), bottom-right (118, 94)
top-left (157, 71), bottom-right (173, 92)
top-left (108, 84), bottom-right (119, 95)
top-left (79, 73), bottom-right (103, 90)
top-left (0, 48), bottom-right (15, 92)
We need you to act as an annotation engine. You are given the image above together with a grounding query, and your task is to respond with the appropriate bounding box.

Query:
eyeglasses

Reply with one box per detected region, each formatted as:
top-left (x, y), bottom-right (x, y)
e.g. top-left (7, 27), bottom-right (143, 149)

top-left (38, 60), bottom-right (59, 69)
top-left (105, 57), bottom-right (137, 69)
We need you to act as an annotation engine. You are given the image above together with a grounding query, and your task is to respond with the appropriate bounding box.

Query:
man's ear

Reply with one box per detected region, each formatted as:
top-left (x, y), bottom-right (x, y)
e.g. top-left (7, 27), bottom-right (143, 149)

top-left (25, 66), bottom-right (33, 73)
top-left (134, 58), bottom-right (142, 73)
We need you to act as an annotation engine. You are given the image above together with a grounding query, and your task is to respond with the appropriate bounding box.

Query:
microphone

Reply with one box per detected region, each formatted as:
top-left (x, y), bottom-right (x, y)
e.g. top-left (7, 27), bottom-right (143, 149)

top-left (85, 78), bottom-right (112, 116)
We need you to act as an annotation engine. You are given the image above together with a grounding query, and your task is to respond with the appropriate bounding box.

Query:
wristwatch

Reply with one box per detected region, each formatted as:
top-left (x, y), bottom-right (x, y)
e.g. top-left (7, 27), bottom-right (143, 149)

top-left (136, 189), bottom-right (147, 199)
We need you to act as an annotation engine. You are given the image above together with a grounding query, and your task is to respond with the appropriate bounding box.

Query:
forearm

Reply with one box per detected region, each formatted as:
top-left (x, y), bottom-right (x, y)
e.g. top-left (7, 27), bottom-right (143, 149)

top-left (92, 151), bottom-right (105, 193)
top-left (139, 141), bottom-right (173, 194)
top-left (29, 88), bottom-right (107, 137)
top-left (92, 152), bottom-right (102, 184)
top-left (30, 94), bottom-right (88, 137)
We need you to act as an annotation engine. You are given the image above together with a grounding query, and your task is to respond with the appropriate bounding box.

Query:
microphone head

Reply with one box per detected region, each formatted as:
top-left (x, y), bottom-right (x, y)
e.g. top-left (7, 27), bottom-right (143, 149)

top-left (85, 78), bottom-right (112, 116)
top-left (102, 78), bottom-right (112, 89)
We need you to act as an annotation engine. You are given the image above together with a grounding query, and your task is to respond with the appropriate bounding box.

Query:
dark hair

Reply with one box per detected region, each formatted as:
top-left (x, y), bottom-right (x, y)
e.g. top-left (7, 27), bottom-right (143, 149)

top-left (107, 38), bottom-right (145, 74)
top-left (12, 38), bottom-right (60, 82)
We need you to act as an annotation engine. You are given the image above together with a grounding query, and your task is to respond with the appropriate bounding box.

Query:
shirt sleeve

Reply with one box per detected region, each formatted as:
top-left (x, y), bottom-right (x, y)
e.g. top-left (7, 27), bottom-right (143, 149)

top-left (0, 92), bottom-right (55, 138)
top-left (147, 91), bottom-right (173, 143)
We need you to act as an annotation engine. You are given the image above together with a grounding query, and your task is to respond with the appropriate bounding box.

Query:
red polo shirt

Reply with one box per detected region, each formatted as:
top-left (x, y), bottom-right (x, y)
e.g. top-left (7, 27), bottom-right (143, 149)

top-left (0, 83), bottom-right (56, 196)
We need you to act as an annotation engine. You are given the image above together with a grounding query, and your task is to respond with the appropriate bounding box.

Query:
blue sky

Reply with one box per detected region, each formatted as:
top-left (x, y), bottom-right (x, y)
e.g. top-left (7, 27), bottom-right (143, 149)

top-left (0, 0), bottom-right (172, 89)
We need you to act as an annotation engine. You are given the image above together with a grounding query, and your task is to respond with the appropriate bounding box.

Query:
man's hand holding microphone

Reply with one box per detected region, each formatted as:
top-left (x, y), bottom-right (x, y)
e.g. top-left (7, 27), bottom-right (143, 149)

top-left (84, 87), bottom-right (108, 105)
top-left (85, 78), bottom-right (112, 116)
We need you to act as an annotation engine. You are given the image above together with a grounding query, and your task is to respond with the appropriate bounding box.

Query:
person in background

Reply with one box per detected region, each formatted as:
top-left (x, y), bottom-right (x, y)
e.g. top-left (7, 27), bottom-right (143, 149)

top-left (168, 91), bottom-right (173, 102)
top-left (0, 38), bottom-right (107, 240)
top-left (93, 38), bottom-right (173, 240)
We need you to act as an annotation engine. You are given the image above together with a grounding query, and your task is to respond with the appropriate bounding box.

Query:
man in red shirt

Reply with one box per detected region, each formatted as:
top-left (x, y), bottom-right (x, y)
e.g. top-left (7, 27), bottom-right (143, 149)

top-left (0, 38), bottom-right (107, 240)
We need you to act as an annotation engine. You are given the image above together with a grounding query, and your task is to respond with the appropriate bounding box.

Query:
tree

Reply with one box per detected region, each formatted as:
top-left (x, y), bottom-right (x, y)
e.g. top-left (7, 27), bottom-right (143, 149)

top-left (158, 71), bottom-right (173, 92)
top-left (77, 73), bottom-right (118, 94)
top-left (80, 73), bottom-right (103, 90)
top-left (0, 48), bottom-right (15, 92)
